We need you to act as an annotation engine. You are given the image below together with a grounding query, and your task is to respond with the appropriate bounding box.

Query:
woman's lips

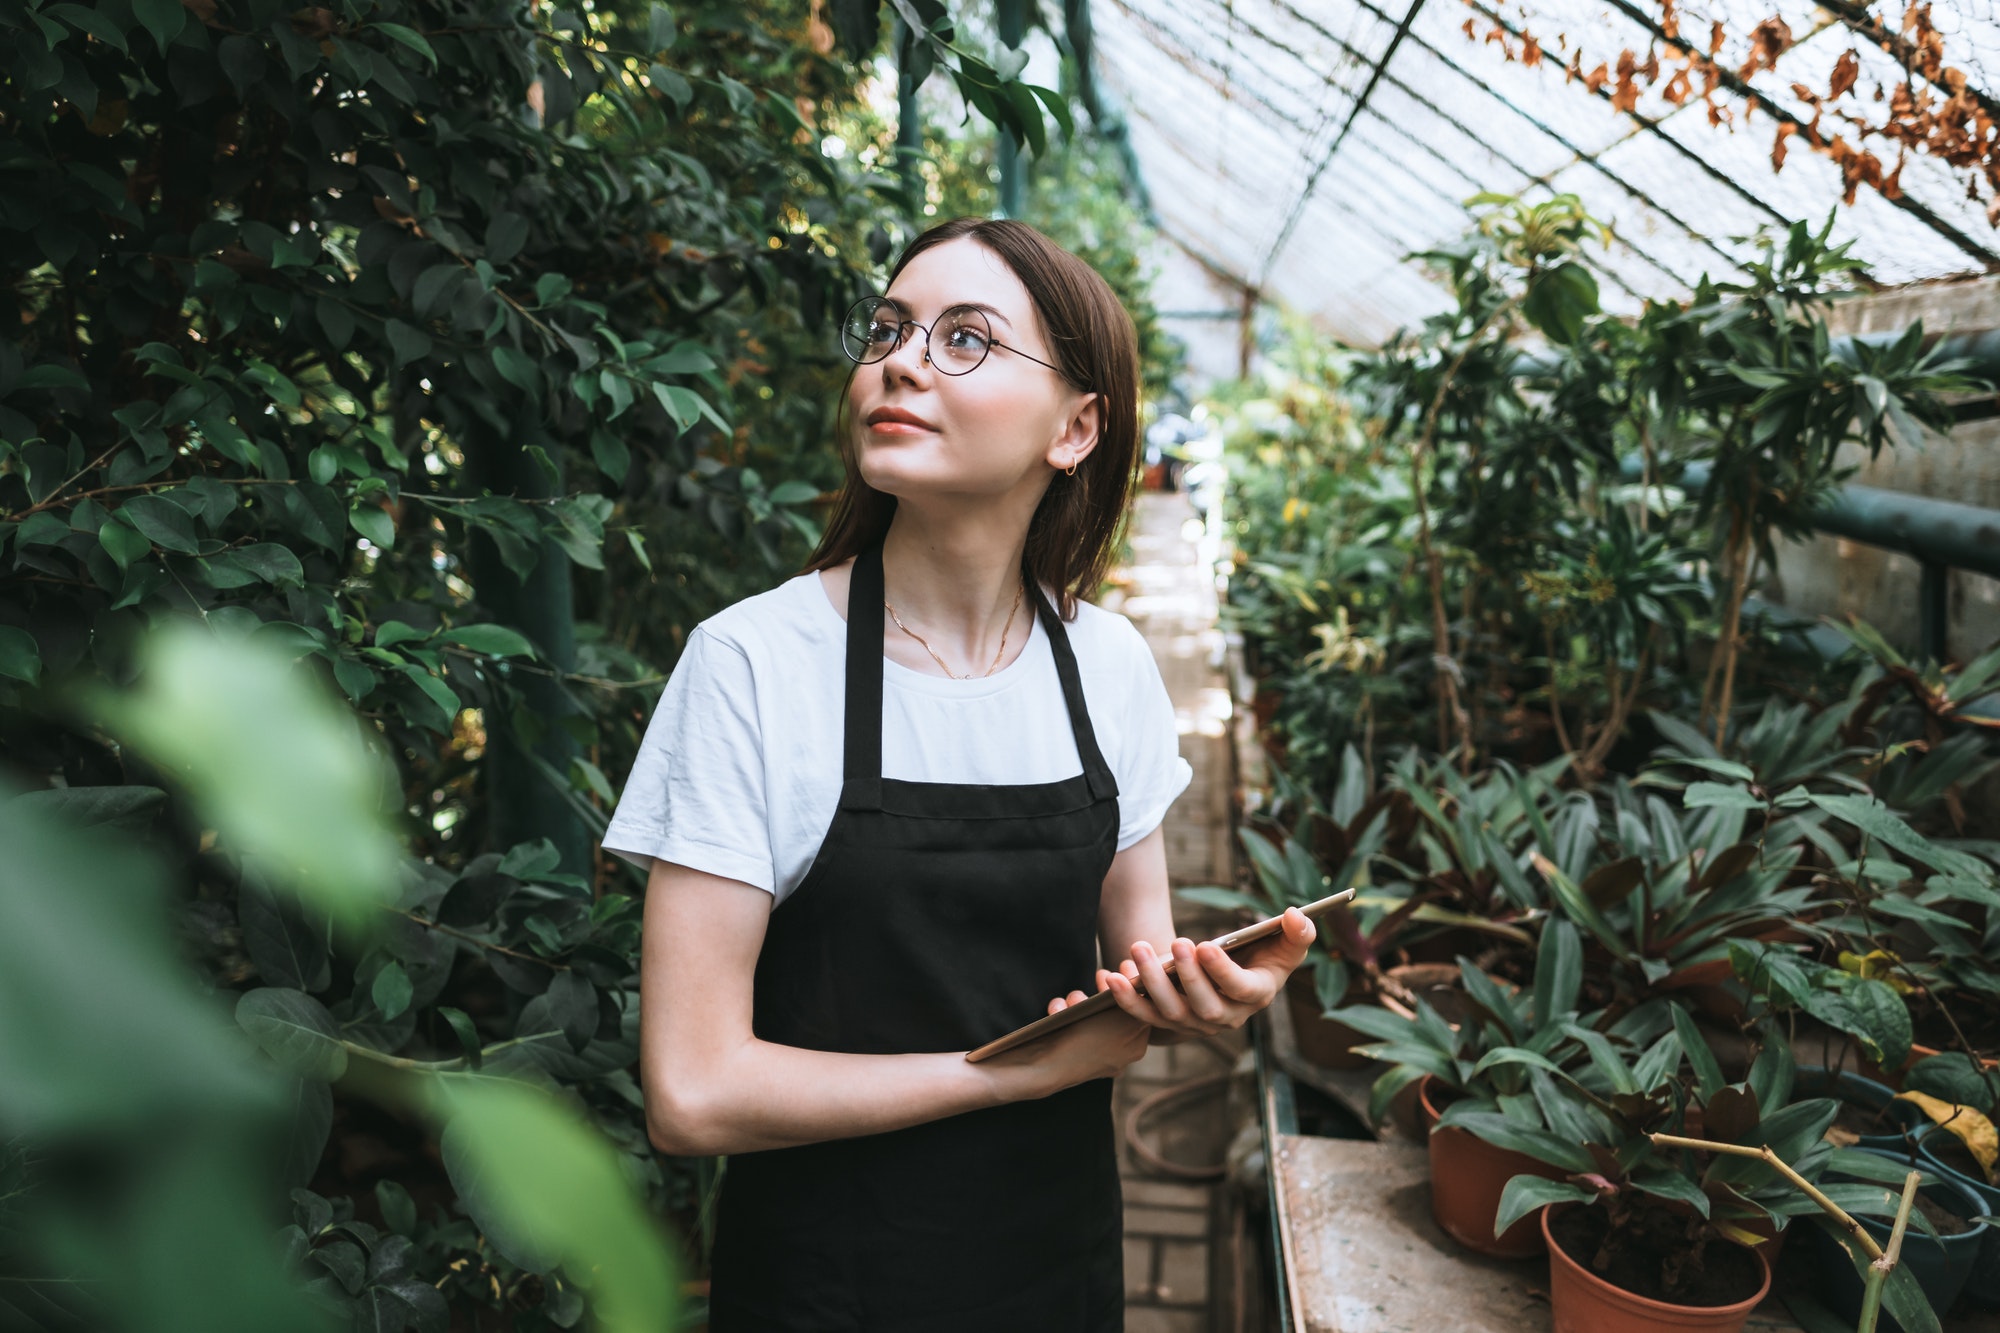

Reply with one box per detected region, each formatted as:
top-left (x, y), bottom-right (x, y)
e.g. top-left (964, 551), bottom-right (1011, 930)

top-left (868, 404), bottom-right (936, 430)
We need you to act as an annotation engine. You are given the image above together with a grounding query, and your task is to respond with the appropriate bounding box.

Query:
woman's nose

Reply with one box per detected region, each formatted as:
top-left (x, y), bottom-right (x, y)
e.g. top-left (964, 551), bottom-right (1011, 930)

top-left (879, 324), bottom-right (932, 380)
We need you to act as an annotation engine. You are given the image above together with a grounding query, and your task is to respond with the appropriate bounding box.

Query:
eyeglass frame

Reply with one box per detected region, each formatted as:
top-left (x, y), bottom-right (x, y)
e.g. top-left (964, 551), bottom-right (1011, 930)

top-left (839, 295), bottom-right (1075, 382)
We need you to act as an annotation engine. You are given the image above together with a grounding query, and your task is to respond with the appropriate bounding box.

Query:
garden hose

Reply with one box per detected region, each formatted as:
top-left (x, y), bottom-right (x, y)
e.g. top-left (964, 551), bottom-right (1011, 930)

top-left (1122, 1043), bottom-right (1243, 1181)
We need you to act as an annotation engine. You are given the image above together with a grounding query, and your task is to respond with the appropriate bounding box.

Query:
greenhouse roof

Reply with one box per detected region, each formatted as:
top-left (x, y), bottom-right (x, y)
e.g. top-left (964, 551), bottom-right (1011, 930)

top-left (1089, 0), bottom-right (2000, 348)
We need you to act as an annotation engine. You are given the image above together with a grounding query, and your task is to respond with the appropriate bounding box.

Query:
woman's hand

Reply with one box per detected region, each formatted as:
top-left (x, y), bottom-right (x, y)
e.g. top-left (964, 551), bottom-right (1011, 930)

top-left (983, 999), bottom-right (1151, 1100)
top-left (1093, 907), bottom-right (1317, 1041)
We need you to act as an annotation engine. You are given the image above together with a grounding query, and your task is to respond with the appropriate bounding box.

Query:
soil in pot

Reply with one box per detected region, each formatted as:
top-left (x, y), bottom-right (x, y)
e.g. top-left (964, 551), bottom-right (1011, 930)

top-left (1549, 1202), bottom-right (1765, 1309)
top-left (1796, 1067), bottom-right (1927, 1151)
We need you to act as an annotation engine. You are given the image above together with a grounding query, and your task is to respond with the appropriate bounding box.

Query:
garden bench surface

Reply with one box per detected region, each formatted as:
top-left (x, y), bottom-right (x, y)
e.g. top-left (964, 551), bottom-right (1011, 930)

top-left (1271, 1135), bottom-right (1817, 1333)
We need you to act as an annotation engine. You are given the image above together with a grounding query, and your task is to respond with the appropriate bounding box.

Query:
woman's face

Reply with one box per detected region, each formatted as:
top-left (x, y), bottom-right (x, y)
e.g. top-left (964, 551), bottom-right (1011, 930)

top-left (847, 237), bottom-right (1100, 503)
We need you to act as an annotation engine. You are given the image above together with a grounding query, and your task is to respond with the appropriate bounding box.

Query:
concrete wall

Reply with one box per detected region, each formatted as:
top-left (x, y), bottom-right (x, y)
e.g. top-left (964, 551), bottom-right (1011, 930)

top-left (1760, 275), bottom-right (2000, 663)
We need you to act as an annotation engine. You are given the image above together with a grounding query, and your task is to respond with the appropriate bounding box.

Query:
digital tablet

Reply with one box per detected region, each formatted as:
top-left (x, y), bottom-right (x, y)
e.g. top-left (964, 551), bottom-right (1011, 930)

top-left (963, 889), bottom-right (1357, 1063)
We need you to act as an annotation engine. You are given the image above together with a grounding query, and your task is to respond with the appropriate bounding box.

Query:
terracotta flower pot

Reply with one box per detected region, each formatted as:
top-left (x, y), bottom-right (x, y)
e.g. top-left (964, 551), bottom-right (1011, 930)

top-left (1283, 969), bottom-right (1371, 1070)
top-left (1542, 1205), bottom-right (1772, 1333)
top-left (1417, 1076), bottom-right (1561, 1258)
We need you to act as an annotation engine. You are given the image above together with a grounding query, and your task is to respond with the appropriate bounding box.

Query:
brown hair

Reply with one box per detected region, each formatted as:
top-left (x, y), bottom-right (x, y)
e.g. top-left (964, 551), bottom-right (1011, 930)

top-left (801, 217), bottom-right (1140, 621)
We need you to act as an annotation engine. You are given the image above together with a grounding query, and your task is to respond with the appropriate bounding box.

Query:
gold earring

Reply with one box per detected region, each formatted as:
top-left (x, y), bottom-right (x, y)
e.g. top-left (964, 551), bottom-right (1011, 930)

top-left (1064, 461), bottom-right (1078, 476)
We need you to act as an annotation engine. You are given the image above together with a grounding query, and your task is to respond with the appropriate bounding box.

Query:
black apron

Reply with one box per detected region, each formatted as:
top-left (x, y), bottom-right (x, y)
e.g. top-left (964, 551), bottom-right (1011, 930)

top-left (706, 542), bottom-right (1126, 1333)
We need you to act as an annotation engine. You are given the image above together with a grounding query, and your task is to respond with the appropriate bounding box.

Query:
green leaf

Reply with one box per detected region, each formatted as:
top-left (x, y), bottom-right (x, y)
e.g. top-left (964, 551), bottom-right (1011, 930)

top-left (235, 988), bottom-right (348, 1082)
top-left (646, 3), bottom-right (677, 52)
top-left (385, 320), bottom-right (433, 368)
top-left (376, 1179), bottom-right (418, 1236)
top-left (1533, 918), bottom-right (1582, 1024)
top-left (104, 624), bottom-right (403, 924)
top-left (132, 0), bottom-right (185, 48)
top-left (1685, 781), bottom-right (1765, 811)
top-left (438, 1006), bottom-right (482, 1069)
top-left (372, 21), bottom-right (437, 66)
top-left (371, 960), bottom-right (412, 1021)
top-left (1494, 1175), bottom-right (1597, 1235)
top-left (401, 666), bottom-right (461, 730)
top-left (1810, 793), bottom-right (1988, 880)
top-left (624, 528), bottom-right (651, 573)
top-left (1443, 1111), bottom-right (1596, 1173)
top-left (437, 624), bottom-right (538, 659)
top-left (492, 344), bottom-right (539, 391)
top-left (768, 479), bottom-right (820, 506)
top-left (432, 1078), bottom-right (676, 1319)
top-left (1172, 886), bottom-right (1265, 914)
top-left (1671, 1003), bottom-right (1726, 1101)
top-left (0, 626), bottom-right (41, 685)
top-left (208, 543), bottom-right (306, 589)
top-left (350, 503), bottom-right (396, 549)
top-left (120, 494), bottom-right (199, 553)
top-left (238, 883), bottom-right (331, 991)
top-left (652, 382), bottom-right (704, 431)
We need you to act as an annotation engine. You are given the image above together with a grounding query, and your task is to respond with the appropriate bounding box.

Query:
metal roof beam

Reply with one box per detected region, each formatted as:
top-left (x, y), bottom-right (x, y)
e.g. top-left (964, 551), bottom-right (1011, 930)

top-left (1258, 0), bottom-right (1758, 278)
top-left (1255, 0), bottom-right (1431, 288)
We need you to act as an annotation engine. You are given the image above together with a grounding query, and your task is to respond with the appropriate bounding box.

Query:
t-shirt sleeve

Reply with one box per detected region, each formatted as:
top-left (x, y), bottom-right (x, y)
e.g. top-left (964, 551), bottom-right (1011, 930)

top-left (601, 625), bottom-right (777, 894)
top-left (1112, 622), bottom-right (1194, 852)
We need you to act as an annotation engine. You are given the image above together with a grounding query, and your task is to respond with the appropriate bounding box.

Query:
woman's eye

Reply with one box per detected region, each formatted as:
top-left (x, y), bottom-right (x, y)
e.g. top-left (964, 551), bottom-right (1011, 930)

top-left (947, 326), bottom-right (988, 351)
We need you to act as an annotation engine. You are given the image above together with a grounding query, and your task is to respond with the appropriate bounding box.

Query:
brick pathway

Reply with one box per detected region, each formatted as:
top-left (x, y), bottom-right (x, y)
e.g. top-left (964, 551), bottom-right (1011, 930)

top-left (1100, 491), bottom-right (1244, 1333)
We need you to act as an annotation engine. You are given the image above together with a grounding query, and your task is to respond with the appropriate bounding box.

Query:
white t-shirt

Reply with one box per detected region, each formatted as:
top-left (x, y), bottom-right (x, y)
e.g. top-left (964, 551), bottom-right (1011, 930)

top-left (603, 569), bottom-right (1194, 906)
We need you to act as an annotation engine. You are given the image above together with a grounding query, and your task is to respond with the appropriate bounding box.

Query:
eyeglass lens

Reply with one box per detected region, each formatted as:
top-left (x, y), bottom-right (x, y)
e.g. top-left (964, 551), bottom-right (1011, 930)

top-left (841, 297), bottom-right (993, 375)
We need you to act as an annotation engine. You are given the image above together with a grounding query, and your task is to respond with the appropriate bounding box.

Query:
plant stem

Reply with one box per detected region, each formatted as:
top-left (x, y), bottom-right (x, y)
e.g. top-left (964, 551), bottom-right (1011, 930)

top-left (1859, 1170), bottom-right (1923, 1333)
top-left (1646, 1132), bottom-right (1885, 1261)
top-left (1408, 294), bottom-right (1520, 759)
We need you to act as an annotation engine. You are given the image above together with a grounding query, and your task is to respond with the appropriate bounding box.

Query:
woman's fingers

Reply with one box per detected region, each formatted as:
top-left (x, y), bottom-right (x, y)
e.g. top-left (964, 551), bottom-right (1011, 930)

top-left (1047, 987), bottom-right (1092, 1015)
top-left (1104, 968), bottom-right (1166, 1026)
top-left (1130, 940), bottom-right (1187, 1024)
top-left (1170, 938), bottom-right (1232, 1026)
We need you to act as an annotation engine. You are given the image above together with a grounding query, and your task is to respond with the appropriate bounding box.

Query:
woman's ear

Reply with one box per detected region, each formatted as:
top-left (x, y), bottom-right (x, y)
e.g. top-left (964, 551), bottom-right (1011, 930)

top-left (1047, 392), bottom-right (1104, 473)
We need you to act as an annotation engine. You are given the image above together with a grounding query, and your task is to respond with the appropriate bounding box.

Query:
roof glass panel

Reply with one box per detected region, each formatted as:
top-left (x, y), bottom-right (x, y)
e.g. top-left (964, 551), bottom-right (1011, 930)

top-left (1089, 0), bottom-right (2000, 347)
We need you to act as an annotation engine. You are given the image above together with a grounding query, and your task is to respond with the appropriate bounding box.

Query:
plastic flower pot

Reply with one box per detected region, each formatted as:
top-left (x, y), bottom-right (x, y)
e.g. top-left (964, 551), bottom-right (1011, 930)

top-left (1417, 1076), bottom-right (1561, 1258)
top-left (1283, 970), bottom-right (1372, 1070)
top-left (1794, 1065), bottom-right (1929, 1152)
top-left (1540, 1203), bottom-right (1771, 1333)
top-left (1792, 1146), bottom-right (1989, 1332)
top-left (1915, 1123), bottom-right (2000, 1310)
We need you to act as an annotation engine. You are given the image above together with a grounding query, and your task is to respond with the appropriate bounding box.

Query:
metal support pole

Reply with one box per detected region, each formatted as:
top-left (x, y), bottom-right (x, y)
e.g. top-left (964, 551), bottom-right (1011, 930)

top-left (1919, 561), bottom-right (1951, 664)
top-left (996, 0), bottom-right (1025, 219)
top-left (894, 15), bottom-right (923, 211)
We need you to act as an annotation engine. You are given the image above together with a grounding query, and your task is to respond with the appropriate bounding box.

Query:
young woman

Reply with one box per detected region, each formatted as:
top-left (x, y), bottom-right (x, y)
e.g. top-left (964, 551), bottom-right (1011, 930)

top-left (605, 217), bottom-right (1316, 1332)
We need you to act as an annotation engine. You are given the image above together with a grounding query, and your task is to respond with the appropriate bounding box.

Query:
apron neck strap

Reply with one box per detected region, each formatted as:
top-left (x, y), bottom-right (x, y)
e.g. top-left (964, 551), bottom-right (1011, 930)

top-left (838, 542), bottom-right (1120, 809)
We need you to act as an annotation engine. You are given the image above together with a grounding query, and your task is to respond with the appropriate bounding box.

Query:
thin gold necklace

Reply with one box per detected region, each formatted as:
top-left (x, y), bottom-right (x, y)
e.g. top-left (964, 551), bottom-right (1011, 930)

top-left (884, 580), bottom-right (1026, 679)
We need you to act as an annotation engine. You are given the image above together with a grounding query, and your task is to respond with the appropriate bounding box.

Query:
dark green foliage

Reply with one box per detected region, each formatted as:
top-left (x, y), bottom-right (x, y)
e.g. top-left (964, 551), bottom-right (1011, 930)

top-left (1, 0), bottom-right (1113, 1324)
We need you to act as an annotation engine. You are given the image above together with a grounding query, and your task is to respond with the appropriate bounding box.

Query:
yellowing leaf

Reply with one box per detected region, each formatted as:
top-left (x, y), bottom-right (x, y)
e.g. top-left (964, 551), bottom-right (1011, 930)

top-left (1712, 1221), bottom-right (1770, 1248)
top-left (1839, 949), bottom-right (1916, 993)
top-left (1895, 1090), bottom-right (1998, 1182)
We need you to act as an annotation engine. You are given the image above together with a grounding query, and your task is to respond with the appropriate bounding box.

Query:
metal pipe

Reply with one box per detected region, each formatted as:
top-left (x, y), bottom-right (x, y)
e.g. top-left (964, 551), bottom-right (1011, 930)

top-left (1626, 457), bottom-right (2000, 581)
top-left (1519, 329), bottom-right (2000, 382)
top-left (996, 0), bottom-right (1026, 220)
top-left (895, 15), bottom-right (922, 209)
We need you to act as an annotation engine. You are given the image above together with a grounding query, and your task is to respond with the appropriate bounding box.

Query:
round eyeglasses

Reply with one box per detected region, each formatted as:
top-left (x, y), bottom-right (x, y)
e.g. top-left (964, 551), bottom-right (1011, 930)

top-left (839, 296), bottom-right (1070, 379)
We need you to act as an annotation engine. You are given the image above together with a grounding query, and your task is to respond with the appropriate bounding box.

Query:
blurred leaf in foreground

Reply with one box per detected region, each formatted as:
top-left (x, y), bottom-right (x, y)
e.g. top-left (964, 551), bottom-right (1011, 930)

top-left (99, 621), bottom-right (402, 927)
top-left (434, 1076), bottom-right (677, 1333)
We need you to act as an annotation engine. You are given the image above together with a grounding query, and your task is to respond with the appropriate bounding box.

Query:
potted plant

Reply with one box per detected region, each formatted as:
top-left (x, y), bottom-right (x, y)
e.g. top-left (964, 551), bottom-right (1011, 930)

top-left (1331, 919), bottom-right (1589, 1257)
top-left (1787, 1143), bottom-right (1988, 1331)
top-left (1491, 1006), bottom-right (1849, 1330)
